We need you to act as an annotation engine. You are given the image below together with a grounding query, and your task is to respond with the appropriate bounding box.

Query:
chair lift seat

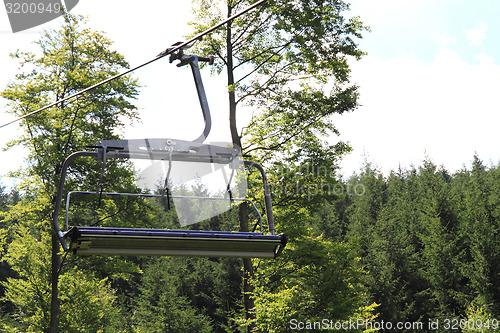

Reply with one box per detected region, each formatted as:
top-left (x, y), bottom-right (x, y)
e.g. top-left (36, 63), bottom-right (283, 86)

top-left (64, 226), bottom-right (287, 258)
top-left (52, 51), bottom-right (287, 259)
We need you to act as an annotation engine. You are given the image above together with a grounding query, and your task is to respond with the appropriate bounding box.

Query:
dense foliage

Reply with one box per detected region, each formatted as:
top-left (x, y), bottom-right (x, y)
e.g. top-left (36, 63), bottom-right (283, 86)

top-left (4, 147), bottom-right (500, 332)
top-left (0, 13), bottom-right (141, 332)
top-left (2, 2), bottom-right (498, 333)
top-left (189, 1), bottom-right (370, 329)
top-left (312, 156), bottom-right (500, 332)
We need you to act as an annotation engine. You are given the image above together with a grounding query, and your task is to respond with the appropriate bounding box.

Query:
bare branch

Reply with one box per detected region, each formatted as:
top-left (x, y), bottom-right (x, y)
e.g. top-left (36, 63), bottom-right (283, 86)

top-left (245, 111), bottom-right (331, 156)
top-left (235, 61), bottom-right (299, 105)
top-left (232, 13), bottom-right (273, 51)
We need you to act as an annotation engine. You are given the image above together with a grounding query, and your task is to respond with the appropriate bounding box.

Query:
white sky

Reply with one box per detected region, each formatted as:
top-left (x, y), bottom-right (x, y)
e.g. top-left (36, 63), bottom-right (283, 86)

top-left (339, 0), bottom-right (500, 176)
top-left (1, 0), bottom-right (500, 187)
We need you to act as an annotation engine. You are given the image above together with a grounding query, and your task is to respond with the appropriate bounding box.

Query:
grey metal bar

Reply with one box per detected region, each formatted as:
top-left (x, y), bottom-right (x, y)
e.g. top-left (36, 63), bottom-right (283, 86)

top-left (244, 161), bottom-right (275, 235)
top-left (188, 57), bottom-right (212, 143)
top-left (64, 191), bottom-right (263, 233)
top-left (52, 151), bottom-right (98, 250)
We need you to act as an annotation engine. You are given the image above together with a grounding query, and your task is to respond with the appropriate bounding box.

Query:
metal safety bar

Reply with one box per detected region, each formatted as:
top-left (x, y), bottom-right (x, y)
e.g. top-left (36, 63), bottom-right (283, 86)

top-left (65, 191), bottom-right (263, 233)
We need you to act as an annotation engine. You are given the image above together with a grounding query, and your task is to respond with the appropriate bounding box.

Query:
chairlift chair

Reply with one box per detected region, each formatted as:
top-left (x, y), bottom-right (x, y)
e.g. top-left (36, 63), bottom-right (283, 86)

top-left (52, 44), bottom-right (286, 258)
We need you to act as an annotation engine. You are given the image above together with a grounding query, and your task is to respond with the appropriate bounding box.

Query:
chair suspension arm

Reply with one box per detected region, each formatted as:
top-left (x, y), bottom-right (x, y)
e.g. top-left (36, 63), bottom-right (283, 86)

top-left (52, 151), bottom-right (97, 250)
top-left (244, 160), bottom-right (275, 235)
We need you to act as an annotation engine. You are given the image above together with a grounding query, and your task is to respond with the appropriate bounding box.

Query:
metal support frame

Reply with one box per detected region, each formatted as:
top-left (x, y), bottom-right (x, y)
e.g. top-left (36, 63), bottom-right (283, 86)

top-left (170, 51), bottom-right (214, 143)
top-left (244, 161), bottom-right (275, 236)
top-left (52, 148), bottom-right (279, 252)
top-left (64, 191), bottom-right (264, 233)
top-left (186, 56), bottom-right (213, 143)
top-left (53, 151), bottom-right (97, 251)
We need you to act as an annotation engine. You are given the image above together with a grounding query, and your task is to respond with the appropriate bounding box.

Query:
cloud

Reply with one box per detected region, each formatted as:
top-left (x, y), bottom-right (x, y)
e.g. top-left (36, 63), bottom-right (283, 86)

top-left (430, 32), bottom-right (457, 46)
top-left (338, 47), bottom-right (500, 176)
top-left (466, 21), bottom-right (488, 47)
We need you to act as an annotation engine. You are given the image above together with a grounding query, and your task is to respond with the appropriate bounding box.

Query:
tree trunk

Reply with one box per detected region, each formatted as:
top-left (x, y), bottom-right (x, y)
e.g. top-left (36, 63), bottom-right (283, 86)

top-left (227, 11), bottom-right (240, 148)
top-left (239, 202), bottom-right (256, 327)
top-left (49, 233), bottom-right (61, 333)
top-left (227, 4), bottom-right (255, 331)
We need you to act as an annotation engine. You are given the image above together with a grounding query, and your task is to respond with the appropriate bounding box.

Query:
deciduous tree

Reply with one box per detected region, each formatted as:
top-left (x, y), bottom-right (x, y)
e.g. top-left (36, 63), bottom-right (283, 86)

top-left (189, 0), bottom-right (369, 329)
top-left (1, 13), bottom-right (140, 332)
